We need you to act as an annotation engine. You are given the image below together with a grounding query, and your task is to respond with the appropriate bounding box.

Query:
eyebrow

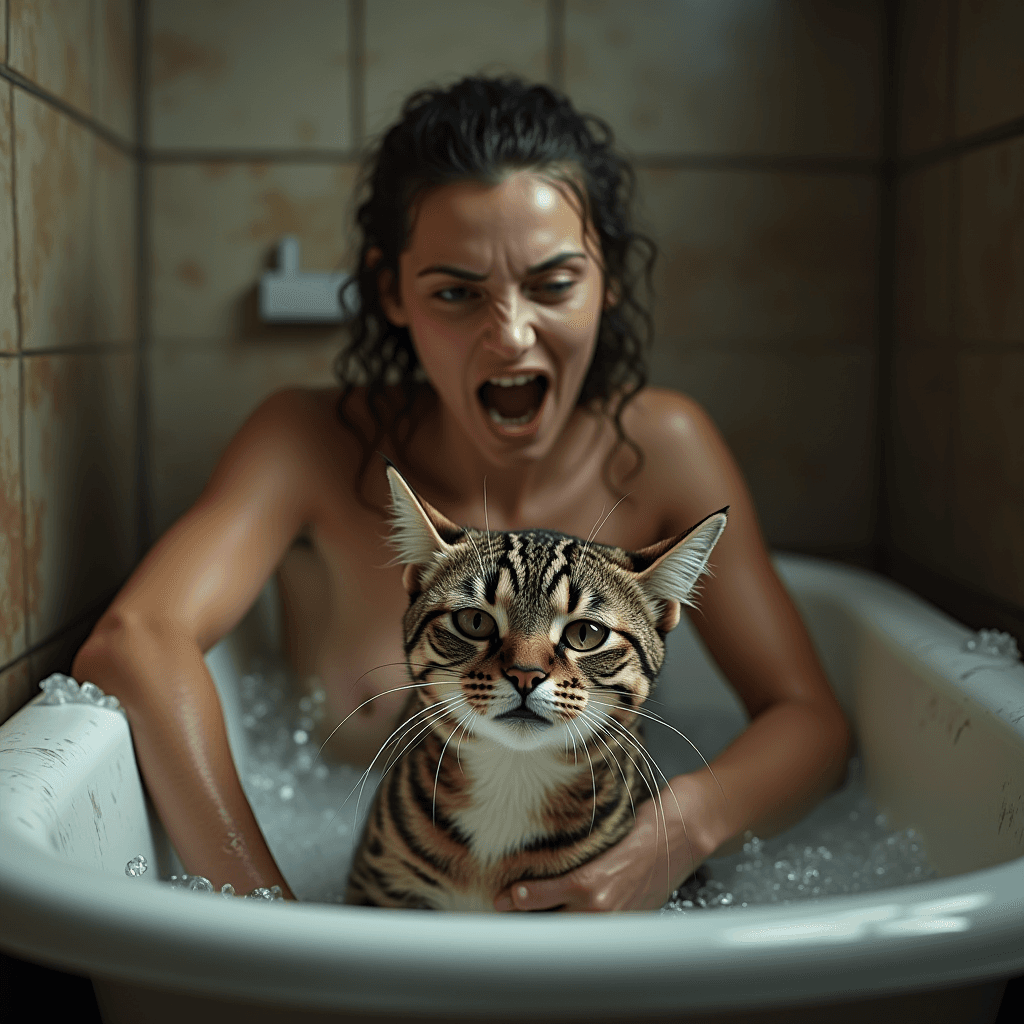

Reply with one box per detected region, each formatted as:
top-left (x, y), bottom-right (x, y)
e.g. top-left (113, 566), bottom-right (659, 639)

top-left (416, 251), bottom-right (588, 279)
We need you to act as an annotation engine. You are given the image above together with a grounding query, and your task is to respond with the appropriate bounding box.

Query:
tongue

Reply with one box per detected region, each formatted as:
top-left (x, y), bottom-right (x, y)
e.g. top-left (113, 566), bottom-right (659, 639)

top-left (480, 379), bottom-right (545, 418)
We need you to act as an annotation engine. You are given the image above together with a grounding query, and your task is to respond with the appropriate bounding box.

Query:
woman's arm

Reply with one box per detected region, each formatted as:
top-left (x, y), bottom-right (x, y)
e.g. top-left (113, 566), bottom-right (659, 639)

top-left (495, 391), bottom-right (851, 911)
top-left (72, 390), bottom-right (326, 898)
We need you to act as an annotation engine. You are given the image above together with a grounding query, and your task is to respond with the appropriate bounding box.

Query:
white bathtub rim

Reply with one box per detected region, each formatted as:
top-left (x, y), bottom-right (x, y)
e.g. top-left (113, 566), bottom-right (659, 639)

top-left (2, 822), bottom-right (1023, 1015)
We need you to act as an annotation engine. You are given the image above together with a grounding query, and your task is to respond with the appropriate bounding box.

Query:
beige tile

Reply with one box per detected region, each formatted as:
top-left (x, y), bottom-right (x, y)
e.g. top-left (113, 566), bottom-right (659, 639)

top-left (637, 168), bottom-right (878, 348)
top-left (364, 0), bottom-right (547, 141)
top-left (957, 137), bottom-right (1024, 344)
top-left (897, 0), bottom-right (952, 158)
top-left (92, 137), bottom-right (137, 344)
top-left (92, 0), bottom-right (136, 143)
top-left (0, 658), bottom-right (32, 724)
top-left (566, 0), bottom-right (882, 159)
top-left (951, 351), bottom-right (1024, 608)
top-left (955, 0), bottom-right (1024, 138)
top-left (0, 84), bottom-right (16, 354)
top-left (14, 91), bottom-right (94, 352)
top-left (648, 344), bottom-right (877, 552)
top-left (149, 161), bottom-right (358, 343)
top-left (149, 0), bottom-right (349, 150)
top-left (895, 162), bottom-right (954, 346)
top-left (0, 358), bottom-right (25, 666)
top-left (886, 349), bottom-right (957, 573)
top-left (0, 0), bottom-right (7, 64)
top-left (22, 351), bottom-right (137, 645)
top-left (8, 0), bottom-right (93, 116)
top-left (148, 341), bottom-right (342, 537)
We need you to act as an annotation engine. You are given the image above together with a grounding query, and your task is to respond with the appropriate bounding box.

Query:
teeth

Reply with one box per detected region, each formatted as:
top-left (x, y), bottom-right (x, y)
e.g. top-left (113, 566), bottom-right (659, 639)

top-left (488, 374), bottom-right (538, 387)
top-left (488, 407), bottom-right (534, 427)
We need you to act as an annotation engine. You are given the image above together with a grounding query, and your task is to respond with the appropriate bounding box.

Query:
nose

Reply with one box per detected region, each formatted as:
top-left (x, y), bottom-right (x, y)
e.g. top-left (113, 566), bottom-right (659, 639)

top-left (506, 665), bottom-right (547, 697)
top-left (482, 293), bottom-right (535, 356)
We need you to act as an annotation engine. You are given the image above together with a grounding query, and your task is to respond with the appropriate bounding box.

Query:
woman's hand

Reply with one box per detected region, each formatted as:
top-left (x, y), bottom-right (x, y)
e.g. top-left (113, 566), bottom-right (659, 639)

top-left (493, 784), bottom-right (709, 913)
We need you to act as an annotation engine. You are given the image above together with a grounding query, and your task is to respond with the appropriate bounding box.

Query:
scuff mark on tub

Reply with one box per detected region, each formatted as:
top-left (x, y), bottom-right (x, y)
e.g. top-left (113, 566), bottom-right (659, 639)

top-left (953, 719), bottom-right (971, 745)
top-left (89, 789), bottom-right (103, 819)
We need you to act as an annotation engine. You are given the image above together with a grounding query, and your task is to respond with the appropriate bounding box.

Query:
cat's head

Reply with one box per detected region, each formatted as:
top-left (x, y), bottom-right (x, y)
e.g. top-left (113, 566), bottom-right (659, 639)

top-left (386, 465), bottom-right (727, 753)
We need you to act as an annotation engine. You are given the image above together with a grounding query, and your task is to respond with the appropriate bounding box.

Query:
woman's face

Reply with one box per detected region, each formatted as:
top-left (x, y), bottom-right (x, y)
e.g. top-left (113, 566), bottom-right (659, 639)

top-left (380, 170), bottom-right (610, 466)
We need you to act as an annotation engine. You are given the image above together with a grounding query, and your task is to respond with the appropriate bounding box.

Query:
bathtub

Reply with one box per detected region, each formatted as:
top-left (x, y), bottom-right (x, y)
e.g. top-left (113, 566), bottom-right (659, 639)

top-left (1, 553), bottom-right (1022, 1023)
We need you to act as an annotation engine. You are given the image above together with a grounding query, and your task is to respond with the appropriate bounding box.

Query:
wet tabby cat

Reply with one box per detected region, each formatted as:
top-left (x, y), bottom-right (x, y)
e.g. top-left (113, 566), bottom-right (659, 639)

top-left (345, 466), bottom-right (727, 911)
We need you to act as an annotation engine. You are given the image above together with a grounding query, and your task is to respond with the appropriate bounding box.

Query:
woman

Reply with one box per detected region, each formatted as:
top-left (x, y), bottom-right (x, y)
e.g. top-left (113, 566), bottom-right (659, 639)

top-left (72, 77), bottom-right (850, 911)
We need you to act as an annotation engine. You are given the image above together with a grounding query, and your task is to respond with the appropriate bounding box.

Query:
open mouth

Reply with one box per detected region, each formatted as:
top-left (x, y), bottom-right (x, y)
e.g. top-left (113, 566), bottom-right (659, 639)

top-left (477, 374), bottom-right (549, 428)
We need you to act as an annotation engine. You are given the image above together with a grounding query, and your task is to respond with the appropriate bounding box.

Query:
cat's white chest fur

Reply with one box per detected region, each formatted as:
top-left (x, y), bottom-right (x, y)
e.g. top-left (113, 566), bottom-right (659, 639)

top-left (452, 740), bottom-right (582, 865)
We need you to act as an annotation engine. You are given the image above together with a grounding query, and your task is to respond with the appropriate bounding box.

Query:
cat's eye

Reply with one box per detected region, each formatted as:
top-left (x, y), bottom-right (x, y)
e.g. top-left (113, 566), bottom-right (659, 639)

top-left (454, 608), bottom-right (497, 639)
top-left (563, 620), bottom-right (609, 651)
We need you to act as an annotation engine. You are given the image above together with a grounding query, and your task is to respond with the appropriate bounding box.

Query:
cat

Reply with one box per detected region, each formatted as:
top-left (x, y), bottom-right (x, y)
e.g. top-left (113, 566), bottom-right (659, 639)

top-left (344, 465), bottom-right (727, 912)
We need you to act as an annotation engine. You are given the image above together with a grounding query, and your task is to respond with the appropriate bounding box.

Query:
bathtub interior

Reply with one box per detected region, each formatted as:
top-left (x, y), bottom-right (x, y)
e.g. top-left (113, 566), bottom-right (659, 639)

top-left (2, 553), bottom-right (1024, 1022)
top-left (208, 555), bottom-right (1024, 885)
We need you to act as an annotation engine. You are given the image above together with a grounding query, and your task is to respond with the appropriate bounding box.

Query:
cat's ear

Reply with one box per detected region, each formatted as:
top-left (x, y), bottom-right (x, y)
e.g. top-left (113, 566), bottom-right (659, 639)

top-left (630, 508), bottom-right (728, 633)
top-left (385, 463), bottom-right (464, 593)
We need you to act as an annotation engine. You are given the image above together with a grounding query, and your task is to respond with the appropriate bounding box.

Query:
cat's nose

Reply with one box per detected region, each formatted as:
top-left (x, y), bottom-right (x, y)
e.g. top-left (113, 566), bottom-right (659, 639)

top-left (506, 666), bottom-right (547, 695)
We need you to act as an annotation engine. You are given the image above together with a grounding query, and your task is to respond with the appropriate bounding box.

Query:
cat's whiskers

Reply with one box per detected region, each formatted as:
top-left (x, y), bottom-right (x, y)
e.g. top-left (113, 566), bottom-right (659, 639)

top-left (571, 492), bottom-right (631, 586)
top-left (351, 694), bottom-right (467, 822)
top-left (313, 678), bottom-right (447, 765)
top-left (433, 707), bottom-right (476, 825)
top-left (587, 698), bottom-right (728, 807)
top-left (565, 719), bottom-right (598, 835)
top-left (583, 707), bottom-right (680, 899)
top-left (579, 710), bottom-right (636, 822)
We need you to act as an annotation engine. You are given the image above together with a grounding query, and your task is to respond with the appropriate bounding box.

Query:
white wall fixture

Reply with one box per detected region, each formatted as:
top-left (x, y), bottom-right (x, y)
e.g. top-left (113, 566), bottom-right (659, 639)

top-left (258, 237), bottom-right (355, 323)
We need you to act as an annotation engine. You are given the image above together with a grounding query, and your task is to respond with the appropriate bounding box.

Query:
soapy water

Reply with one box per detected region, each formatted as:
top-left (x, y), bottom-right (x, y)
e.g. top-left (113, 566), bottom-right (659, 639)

top-left (72, 660), bottom-right (935, 909)
top-left (226, 659), bottom-right (937, 909)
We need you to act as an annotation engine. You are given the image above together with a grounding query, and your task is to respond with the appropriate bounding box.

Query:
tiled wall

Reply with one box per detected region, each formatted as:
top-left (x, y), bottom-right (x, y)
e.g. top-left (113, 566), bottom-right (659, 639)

top-left (890, 0), bottom-right (1024, 637)
top-left (145, 0), bottom-right (883, 556)
top-left (0, 0), bottom-right (139, 722)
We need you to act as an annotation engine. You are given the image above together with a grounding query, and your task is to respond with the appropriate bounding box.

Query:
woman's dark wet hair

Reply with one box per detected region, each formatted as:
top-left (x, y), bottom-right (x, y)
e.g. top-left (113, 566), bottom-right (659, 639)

top-left (334, 75), bottom-right (657, 503)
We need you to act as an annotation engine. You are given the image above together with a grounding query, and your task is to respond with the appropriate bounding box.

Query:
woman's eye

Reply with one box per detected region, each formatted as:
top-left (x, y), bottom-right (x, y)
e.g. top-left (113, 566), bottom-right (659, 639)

top-left (435, 286), bottom-right (474, 302)
top-left (534, 278), bottom-right (574, 297)
top-left (563, 620), bottom-right (609, 651)
top-left (454, 608), bottom-right (497, 639)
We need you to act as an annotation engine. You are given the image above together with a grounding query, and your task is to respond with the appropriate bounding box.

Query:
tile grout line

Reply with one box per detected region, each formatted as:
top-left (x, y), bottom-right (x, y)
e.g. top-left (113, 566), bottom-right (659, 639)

top-left (875, 0), bottom-right (899, 574)
top-left (898, 115), bottom-right (1024, 175)
top-left (0, 64), bottom-right (138, 158)
top-left (945, 0), bottom-right (962, 567)
top-left (134, 0), bottom-right (151, 558)
top-left (349, 0), bottom-right (364, 151)
top-left (10, 65), bottom-right (29, 668)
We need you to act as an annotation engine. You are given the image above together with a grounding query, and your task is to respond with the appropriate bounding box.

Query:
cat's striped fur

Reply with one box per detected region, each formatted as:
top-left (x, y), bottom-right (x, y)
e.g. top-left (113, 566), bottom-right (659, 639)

top-left (345, 466), bottom-right (727, 911)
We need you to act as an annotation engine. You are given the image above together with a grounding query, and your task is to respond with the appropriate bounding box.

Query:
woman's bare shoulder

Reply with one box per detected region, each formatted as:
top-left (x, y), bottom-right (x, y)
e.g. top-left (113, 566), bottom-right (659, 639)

top-left (621, 387), bottom-right (745, 531)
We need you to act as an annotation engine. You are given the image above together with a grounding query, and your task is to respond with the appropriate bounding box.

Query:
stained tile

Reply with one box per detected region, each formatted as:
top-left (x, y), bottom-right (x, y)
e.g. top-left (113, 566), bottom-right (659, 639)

top-left (636, 168), bottom-right (878, 347)
top-left (0, 658), bottom-right (31, 724)
top-left (957, 137), bottom-right (1024, 344)
top-left (648, 344), bottom-right (877, 552)
top-left (149, 0), bottom-right (349, 150)
top-left (149, 161), bottom-right (358, 344)
top-left (8, 0), bottom-right (93, 116)
top-left (886, 349), bottom-right (957, 574)
top-left (148, 341), bottom-right (343, 537)
top-left (0, 84), bottom-right (16, 354)
top-left (22, 351), bottom-right (137, 645)
top-left (14, 91), bottom-right (94, 352)
top-left (0, 0), bottom-right (7, 68)
top-left (895, 162), bottom-right (954, 346)
top-left (0, 358), bottom-right (25, 666)
top-left (92, 0), bottom-right (136, 143)
top-left (566, 0), bottom-right (881, 158)
top-left (955, 0), bottom-right (1024, 138)
top-left (897, 0), bottom-right (952, 158)
top-left (93, 137), bottom-right (137, 344)
top-left (364, 0), bottom-right (547, 141)
top-left (952, 351), bottom-right (1024, 608)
